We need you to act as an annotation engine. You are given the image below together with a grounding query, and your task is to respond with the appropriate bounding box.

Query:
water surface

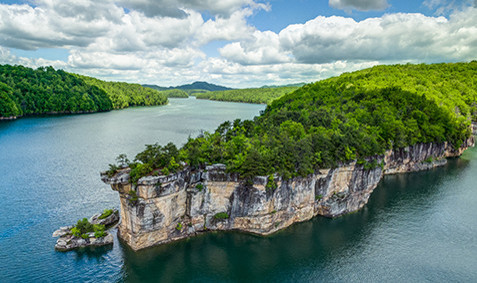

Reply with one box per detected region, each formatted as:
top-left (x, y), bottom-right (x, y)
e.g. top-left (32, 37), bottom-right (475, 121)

top-left (0, 97), bottom-right (476, 282)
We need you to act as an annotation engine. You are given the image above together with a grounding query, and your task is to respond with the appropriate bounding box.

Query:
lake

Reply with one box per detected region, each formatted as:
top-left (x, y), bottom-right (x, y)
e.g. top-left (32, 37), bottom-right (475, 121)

top-left (1, 97), bottom-right (476, 282)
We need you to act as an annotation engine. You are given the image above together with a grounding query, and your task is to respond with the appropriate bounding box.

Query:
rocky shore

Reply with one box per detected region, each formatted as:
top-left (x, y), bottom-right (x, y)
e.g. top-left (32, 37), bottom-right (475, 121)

top-left (0, 116), bottom-right (18, 120)
top-left (53, 209), bottom-right (119, 251)
top-left (102, 135), bottom-right (475, 251)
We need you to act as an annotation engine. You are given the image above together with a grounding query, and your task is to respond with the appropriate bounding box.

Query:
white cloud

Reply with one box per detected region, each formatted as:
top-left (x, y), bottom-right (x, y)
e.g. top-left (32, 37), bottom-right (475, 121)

top-left (219, 30), bottom-right (290, 65)
top-left (278, 9), bottom-right (477, 64)
top-left (199, 57), bottom-right (380, 87)
top-left (1, 1), bottom-right (477, 88)
top-left (116, 0), bottom-right (268, 18)
top-left (0, 46), bottom-right (68, 69)
top-left (196, 8), bottom-right (257, 44)
top-left (329, 0), bottom-right (389, 11)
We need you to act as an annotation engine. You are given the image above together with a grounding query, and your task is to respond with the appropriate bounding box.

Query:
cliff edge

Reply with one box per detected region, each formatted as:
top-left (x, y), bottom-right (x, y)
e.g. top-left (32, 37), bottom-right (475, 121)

top-left (102, 134), bottom-right (474, 251)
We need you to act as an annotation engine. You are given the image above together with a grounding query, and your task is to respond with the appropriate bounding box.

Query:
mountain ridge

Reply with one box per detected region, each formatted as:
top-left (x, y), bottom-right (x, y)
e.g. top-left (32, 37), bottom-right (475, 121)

top-left (143, 81), bottom-right (233, 92)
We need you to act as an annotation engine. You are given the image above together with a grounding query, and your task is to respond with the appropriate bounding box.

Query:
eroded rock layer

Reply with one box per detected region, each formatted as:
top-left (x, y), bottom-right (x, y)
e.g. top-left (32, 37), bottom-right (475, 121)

top-left (102, 137), bottom-right (475, 251)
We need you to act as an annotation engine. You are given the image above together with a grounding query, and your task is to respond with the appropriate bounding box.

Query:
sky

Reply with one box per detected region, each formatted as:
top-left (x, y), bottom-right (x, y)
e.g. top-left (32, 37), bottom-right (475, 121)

top-left (0, 0), bottom-right (476, 88)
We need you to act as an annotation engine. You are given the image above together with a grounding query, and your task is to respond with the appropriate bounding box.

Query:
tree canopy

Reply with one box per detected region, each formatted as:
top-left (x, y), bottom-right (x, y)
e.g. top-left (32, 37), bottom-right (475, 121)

top-left (111, 62), bottom-right (477, 182)
top-left (195, 86), bottom-right (300, 105)
top-left (0, 64), bottom-right (168, 118)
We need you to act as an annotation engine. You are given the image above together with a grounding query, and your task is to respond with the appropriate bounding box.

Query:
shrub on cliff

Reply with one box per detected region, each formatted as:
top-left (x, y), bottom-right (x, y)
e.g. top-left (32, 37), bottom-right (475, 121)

top-left (71, 218), bottom-right (106, 239)
top-left (99, 209), bottom-right (114, 220)
top-left (214, 212), bottom-right (229, 220)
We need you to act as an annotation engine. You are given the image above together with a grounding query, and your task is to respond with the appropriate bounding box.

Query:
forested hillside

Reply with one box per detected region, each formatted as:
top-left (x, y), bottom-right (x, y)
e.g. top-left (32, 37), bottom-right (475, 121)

top-left (0, 65), bottom-right (112, 117)
top-left (108, 62), bottom-right (477, 183)
top-left (0, 65), bottom-right (168, 118)
top-left (79, 75), bottom-right (168, 108)
top-left (195, 86), bottom-right (300, 104)
top-left (142, 85), bottom-right (189, 98)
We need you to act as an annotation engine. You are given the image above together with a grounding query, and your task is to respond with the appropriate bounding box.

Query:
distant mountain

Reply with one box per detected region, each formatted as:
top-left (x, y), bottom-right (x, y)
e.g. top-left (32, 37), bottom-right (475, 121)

top-left (142, 81), bottom-right (233, 92)
top-left (176, 81), bottom-right (233, 91)
top-left (142, 84), bottom-right (168, 91)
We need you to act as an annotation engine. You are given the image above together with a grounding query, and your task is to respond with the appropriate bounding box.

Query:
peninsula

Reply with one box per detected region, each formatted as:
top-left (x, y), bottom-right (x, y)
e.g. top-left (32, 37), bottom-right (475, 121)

top-left (103, 62), bottom-right (477, 250)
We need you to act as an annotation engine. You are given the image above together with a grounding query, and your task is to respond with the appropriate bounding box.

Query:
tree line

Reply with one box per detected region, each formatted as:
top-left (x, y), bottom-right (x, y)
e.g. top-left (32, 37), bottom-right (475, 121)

top-left (0, 65), bottom-right (168, 118)
top-left (195, 86), bottom-right (300, 104)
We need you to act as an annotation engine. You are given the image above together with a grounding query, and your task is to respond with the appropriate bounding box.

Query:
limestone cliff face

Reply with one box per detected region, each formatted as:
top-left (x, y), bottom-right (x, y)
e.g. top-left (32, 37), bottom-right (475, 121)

top-left (102, 138), bottom-right (475, 251)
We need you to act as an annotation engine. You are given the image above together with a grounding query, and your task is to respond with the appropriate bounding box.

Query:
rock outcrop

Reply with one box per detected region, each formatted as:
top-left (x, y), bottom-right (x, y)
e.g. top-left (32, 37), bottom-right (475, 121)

top-left (0, 116), bottom-right (18, 120)
top-left (102, 138), bottom-right (475, 251)
top-left (53, 209), bottom-right (119, 251)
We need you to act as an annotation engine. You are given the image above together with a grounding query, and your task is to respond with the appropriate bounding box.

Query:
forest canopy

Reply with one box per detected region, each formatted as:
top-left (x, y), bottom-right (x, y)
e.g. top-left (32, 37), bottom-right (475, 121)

top-left (0, 65), bottom-right (168, 118)
top-left (195, 86), bottom-right (300, 105)
top-left (110, 62), bottom-right (477, 182)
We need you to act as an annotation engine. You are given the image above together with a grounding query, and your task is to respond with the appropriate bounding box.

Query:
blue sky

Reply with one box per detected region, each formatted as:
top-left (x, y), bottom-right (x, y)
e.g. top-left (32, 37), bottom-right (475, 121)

top-left (0, 0), bottom-right (476, 87)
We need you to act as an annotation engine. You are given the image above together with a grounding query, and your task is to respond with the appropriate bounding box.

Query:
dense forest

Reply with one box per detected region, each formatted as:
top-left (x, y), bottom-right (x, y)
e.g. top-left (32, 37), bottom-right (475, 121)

top-left (79, 75), bottom-right (167, 108)
top-left (162, 89), bottom-right (189, 98)
top-left (0, 65), bottom-right (112, 117)
top-left (142, 86), bottom-right (189, 98)
top-left (108, 62), bottom-right (476, 183)
top-left (195, 86), bottom-right (300, 104)
top-left (0, 65), bottom-right (168, 118)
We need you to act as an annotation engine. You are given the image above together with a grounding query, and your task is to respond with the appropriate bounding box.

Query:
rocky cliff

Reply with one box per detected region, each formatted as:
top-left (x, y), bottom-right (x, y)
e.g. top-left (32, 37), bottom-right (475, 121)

top-left (102, 136), bottom-right (475, 251)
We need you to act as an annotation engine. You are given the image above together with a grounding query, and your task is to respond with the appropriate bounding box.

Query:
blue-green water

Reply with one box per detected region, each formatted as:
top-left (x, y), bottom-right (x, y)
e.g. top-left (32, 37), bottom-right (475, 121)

top-left (1, 97), bottom-right (476, 282)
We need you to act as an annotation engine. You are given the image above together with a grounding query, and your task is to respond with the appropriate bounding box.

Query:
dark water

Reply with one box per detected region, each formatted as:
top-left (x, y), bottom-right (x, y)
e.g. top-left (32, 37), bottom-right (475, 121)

top-left (1, 98), bottom-right (476, 282)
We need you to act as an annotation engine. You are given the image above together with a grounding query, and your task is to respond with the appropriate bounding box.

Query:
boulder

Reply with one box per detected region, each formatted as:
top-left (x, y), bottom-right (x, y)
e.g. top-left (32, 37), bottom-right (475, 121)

top-left (89, 209), bottom-right (120, 226)
top-left (53, 210), bottom-right (118, 252)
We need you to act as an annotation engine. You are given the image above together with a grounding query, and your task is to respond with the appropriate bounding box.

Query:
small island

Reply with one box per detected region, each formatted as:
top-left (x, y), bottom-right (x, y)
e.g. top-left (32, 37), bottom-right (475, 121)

top-left (53, 209), bottom-right (119, 251)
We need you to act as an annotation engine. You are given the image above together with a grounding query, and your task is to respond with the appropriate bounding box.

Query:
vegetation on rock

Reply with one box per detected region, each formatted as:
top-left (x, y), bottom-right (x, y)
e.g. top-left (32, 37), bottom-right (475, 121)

top-left (98, 209), bottom-right (114, 220)
top-left (71, 218), bottom-right (106, 239)
top-left (214, 212), bottom-right (229, 220)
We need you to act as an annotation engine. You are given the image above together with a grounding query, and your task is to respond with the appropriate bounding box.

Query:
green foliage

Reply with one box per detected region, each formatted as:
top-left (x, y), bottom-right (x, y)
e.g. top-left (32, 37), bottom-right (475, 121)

top-left (195, 183), bottom-right (204, 191)
top-left (98, 209), bottom-right (114, 220)
top-left (71, 227), bottom-right (81, 237)
top-left (127, 190), bottom-right (138, 204)
top-left (106, 164), bottom-right (120, 178)
top-left (129, 163), bottom-right (153, 185)
top-left (74, 218), bottom-right (93, 236)
top-left (116, 154), bottom-right (130, 167)
top-left (195, 86), bottom-right (300, 104)
top-left (0, 64), bottom-right (169, 118)
top-left (79, 75), bottom-right (168, 109)
top-left (176, 222), bottom-right (183, 231)
top-left (72, 218), bottom-right (105, 239)
top-left (94, 230), bottom-right (107, 238)
top-left (0, 82), bottom-right (22, 117)
top-left (0, 65), bottom-right (112, 117)
top-left (126, 142), bottom-right (182, 182)
top-left (424, 157), bottom-right (434, 163)
top-left (214, 212), bottom-right (229, 220)
top-left (316, 195), bottom-right (323, 201)
top-left (110, 62), bottom-right (476, 183)
top-left (266, 175), bottom-right (277, 191)
top-left (162, 89), bottom-right (188, 98)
